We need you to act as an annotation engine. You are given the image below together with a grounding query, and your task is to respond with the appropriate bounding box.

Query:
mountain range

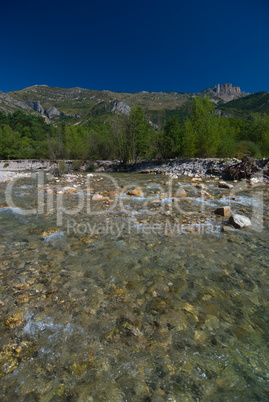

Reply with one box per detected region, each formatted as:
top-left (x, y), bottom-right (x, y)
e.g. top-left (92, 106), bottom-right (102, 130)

top-left (0, 83), bottom-right (268, 126)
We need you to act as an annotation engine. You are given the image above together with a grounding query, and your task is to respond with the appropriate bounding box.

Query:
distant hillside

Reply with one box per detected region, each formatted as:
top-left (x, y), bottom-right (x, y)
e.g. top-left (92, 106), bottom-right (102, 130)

top-left (217, 91), bottom-right (269, 119)
top-left (7, 85), bottom-right (194, 125)
top-left (0, 83), bottom-right (257, 126)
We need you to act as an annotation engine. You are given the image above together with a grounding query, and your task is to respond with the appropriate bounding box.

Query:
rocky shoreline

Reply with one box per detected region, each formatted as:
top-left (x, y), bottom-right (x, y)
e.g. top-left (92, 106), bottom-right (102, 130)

top-left (96, 156), bottom-right (269, 181)
top-left (0, 160), bottom-right (55, 183)
top-left (0, 157), bottom-right (268, 182)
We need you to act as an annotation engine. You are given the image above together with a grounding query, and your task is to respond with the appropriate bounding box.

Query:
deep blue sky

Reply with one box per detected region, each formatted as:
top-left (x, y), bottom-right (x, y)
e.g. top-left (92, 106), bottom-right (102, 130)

top-left (1, 0), bottom-right (269, 94)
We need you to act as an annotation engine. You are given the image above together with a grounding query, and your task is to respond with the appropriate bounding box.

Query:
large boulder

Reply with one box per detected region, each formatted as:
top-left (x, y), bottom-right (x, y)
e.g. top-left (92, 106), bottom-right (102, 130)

top-left (214, 206), bottom-right (231, 217)
top-left (229, 214), bottom-right (251, 229)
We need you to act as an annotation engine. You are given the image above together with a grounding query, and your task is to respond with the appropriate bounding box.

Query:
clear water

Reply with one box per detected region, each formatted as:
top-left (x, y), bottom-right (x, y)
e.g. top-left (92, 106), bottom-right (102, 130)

top-left (0, 173), bottom-right (268, 401)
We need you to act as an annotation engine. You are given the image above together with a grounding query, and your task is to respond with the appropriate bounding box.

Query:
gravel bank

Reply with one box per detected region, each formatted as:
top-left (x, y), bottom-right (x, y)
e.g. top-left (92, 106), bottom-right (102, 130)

top-left (0, 171), bottom-right (31, 183)
top-left (1, 158), bottom-right (268, 181)
top-left (0, 160), bottom-right (53, 171)
top-left (96, 157), bottom-right (269, 180)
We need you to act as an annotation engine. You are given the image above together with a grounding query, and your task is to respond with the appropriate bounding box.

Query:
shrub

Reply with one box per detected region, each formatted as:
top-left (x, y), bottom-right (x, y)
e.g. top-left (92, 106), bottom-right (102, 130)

top-left (72, 160), bottom-right (83, 171)
top-left (53, 160), bottom-right (68, 176)
top-left (237, 141), bottom-right (262, 159)
top-left (85, 161), bottom-right (95, 172)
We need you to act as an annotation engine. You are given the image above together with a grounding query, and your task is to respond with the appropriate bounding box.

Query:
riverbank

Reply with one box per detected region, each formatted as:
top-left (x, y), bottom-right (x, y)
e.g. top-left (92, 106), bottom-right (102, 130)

top-left (0, 157), bottom-right (268, 182)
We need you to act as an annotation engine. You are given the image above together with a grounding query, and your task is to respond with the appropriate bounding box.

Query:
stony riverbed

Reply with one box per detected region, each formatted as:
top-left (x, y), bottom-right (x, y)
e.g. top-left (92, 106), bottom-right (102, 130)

top-left (0, 172), bottom-right (268, 401)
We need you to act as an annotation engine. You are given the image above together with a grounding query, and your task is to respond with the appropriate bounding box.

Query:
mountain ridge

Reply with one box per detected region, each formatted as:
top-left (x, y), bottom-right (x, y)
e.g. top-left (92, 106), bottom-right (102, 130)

top-left (1, 83), bottom-right (266, 125)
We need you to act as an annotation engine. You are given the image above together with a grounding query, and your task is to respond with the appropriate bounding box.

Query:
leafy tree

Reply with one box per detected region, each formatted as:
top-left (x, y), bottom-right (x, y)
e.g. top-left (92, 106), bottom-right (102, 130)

top-left (111, 115), bottom-right (131, 164)
top-left (162, 116), bottom-right (182, 158)
top-left (191, 97), bottom-right (220, 157)
top-left (0, 125), bottom-right (21, 158)
top-left (181, 118), bottom-right (197, 157)
top-left (216, 118), bottom-right (239, 158)
top-left (260, 114), bottom-right (269, 156)
top-left (0, 111), bottom-right (8, 125)
top-left (65, 126), bottom-right (90, 160)
top-left (129, 107), bottom-right (151, 160)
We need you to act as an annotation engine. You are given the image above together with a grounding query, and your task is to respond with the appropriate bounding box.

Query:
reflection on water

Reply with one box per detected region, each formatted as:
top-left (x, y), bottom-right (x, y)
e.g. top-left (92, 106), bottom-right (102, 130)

top-left (0, 173), bottom-right (268, 400)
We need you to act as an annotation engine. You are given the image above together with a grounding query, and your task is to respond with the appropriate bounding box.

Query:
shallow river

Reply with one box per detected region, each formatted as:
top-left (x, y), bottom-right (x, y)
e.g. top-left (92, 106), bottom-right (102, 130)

top-left (0, 172), bottom-right (268, 401)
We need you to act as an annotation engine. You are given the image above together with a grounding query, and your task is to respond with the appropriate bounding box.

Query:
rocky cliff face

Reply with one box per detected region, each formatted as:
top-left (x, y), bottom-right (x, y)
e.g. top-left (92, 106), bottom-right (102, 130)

top-left (45, 107), bottom-right (61, 118)
top-left (27, 100), bottom-right (44, 114)
top-left (0, 91), bottom-right (32, 114)
top-left (205, 83), bottom-right (249, 102)
top-left (110, 100), bottom-right (131, 115)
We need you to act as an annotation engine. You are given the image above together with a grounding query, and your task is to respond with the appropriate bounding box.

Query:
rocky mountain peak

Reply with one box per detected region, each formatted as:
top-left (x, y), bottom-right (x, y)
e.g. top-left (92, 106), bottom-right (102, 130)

top-left (205, 83), bottom-right (249, 102)
top-left (212, 83), bottom-right (241, 95)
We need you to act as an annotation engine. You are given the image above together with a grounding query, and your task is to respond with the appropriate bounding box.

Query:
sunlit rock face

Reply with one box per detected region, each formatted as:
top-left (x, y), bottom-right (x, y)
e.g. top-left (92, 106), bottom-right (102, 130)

top-left (205, 83), bottom-right (250, 102)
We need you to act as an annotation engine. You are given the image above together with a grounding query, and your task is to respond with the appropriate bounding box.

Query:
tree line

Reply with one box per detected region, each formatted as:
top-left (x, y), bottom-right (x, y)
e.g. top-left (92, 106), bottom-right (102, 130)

top-left (0, 98), bottom-right (269, 162)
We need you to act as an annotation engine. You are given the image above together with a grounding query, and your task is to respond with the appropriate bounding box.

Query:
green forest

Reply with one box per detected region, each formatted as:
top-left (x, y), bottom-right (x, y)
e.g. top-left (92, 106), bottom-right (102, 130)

top-left (0, 97), bottom-right (269, 163)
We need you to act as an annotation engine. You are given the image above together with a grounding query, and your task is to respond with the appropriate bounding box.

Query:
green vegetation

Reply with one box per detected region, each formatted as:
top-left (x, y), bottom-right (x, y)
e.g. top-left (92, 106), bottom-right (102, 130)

top-left (217, 92), bottom-right (269, 119)
top-left (0, 98), bottom-right (269, 163)
top-left (0, 111), bottom-right (54, 159)
top-left (155, 98), bottom-right (269, 159)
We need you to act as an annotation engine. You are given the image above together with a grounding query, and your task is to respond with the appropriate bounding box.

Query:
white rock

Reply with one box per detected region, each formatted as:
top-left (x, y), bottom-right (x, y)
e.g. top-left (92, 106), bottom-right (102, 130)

top-left (92, 194), bottom-right (103, 200)
top-left (229, 214), bottom-right (251, 229)
top-left (218, 181), bottom-right (234, 189)
top-left (250, 177), bottom-right (263, 185)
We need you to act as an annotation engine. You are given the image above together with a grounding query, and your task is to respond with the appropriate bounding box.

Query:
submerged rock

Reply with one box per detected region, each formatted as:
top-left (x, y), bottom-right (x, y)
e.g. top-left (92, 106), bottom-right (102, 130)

top-left (127, 189), bottom-right (143, 196)
top-left (63, 187), bottom-right (77, 194)
top-left (41, 229), bottom-right (61, 238)
top-left (5, 313), bottom-right (24, 328)
top-left (222, 225), bottom-right (235, 232)
top-left (92, 193), bottom-right (107, 200)
top-left (199, 190), bottom-right (213, 199)
top-left (174, 188), bottom-right (187, 197)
